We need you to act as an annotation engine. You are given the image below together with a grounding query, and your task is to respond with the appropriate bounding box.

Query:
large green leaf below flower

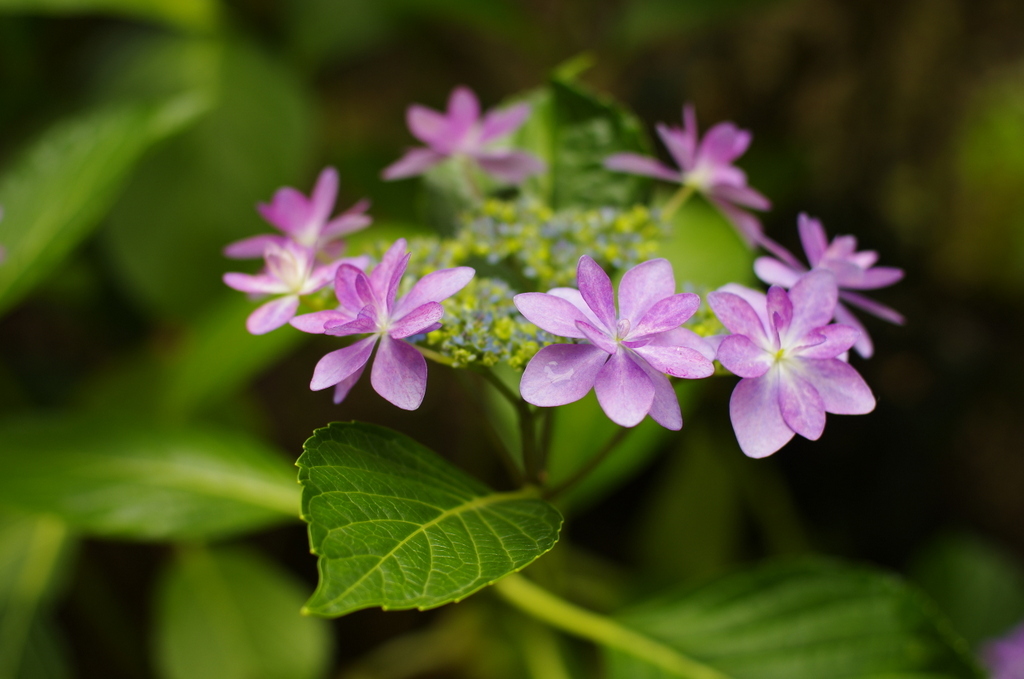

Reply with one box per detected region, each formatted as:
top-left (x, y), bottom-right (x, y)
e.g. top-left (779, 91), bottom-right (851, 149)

top-left (298, 422), bottom-right (563, 617)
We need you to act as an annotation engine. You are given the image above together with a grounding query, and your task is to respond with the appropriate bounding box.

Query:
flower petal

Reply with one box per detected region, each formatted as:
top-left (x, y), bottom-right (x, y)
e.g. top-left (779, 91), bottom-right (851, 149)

top-left (389, 302), bottom-right (444, 339)
top-left (698, 122), bottom-right (751, 166)
top-left (754, 257), bottom-right (803, 288)
top-left (646, 327), bottom-right (717, 362)
top-left (520, 344), bottom-right (608, 407)
top-left (785, 269), bottom-right (838, 343)
top-left (223, 234), bottom-right (286, 259)
top-left (246, 295), bottom-right (299, 335)
top-left (576, 256), bottom-right (616, 331)
top-left (715, 334), bottom-right (773, 378)
top-left (603, 153), bottom-right (680, 182)
top-left (369, 239), bottom-right (407, 303)
top-left (545, 288), bottom-right (604, 328)
top-left (474, 151), bottom-right (546, 184)
top-left (834, 303), bottom-right (873, 359)
top-left (766, 285), bottom-right (793, 340)
top-left (514, 292), bottom-right (590, 338)
top-left (407, 104), bottom-right (449, 147)
top-left (223, 272), bottom-right (289, 295)
top-left (447, 86), bottom-right (480, 142)
top-left (848, 266), bottom-right (904, 290)
top-left (729, 370), bottom-right (795, 458)
top-left (706, 196), bottom-right (764, 246)
top-left (618, 258), bottom-right (677, 326)
top-left (633, 354), bottom-right (682, 430)
top-left (290, 309), bottom-right (353, 334)
top-left (324, 310), bottom-right (378, 337)
top-left (575, 320), bottom-right (617, 355)
top-left (838, 291), bottom-right (905, 325)
top-left (381, 148), bottom-right (446, 180)
top-left (798, 213), bottom-right (828, 266)
top-left (480, 103), bottom-right (531, 143)
top-left (632, 293), bottom-right (701, 338)
top-left (706, 289), bottom-right (769, 347)
top-left (778, 369), bottom-right (826, 440)
top-left (711, 183), bottom-right (771, 210)
top-left (394, 266), bottom-right (475, 318)
top-left (795, 357), bottom-right (875, 415)
top-left (333, 363), bottom-right (367, 404)
top-left (796, 324), bottom-right (860, 359)
top-left (309, 167), bottom-right (339, 230)
top-left (371, 335), bottom-right (428, 410)
top-left (594, 349), bottom-right (655, 428)
top-left (657, 120), bottom-right (696, 172)
top-left (310, 336), bottom-right (377, 391)
top-left (258, 187), bottom-right (309, 235)
top-left (631, 343), bottom-right (714, 379)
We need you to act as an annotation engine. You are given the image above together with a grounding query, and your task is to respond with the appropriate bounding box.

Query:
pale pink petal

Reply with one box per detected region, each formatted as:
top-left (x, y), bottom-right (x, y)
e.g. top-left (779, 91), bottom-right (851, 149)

top-left (778, 370), bottom-right (826, 440)
top-left (766, 285), bottom-right (793, 340)
top-left (407, 105), bottom-right (449, 147)
top-left (480, 103), bottom-right (531, 143)
top-left (223, 234), bottom-right (287, 259)
top-left (785, 270), bottom-right (838, 343)
top-left (371, 335), bottom-right (428, 410)
top-left (706, 196), bottom-right (763, 246)
top-left (290, 309), bottom-right (353, 334)
top-left (333, 363), bottom-right (367, 404)
top-left (710, 184), bottom-right (770, 211)
top-left (631, 343), bottom-right (714, 379)
top-left (324, 312), bottom-right (378, 337)
top-left (754, 257), bottom-right (803, 288)
top-left (795, 357), bottom-right (875, 415)
top-left (594, 349), bottom-right (655, 428)
top-left (646, 327), bottom-right (717, 362)
top-left (698, 122), bottom-right (751, 166)
top-left (545, 288), bottom-right (604, 328)
top-left (759, 236), bottom-right (806, 270)
top-left (321, 212), bottom-right (372, 240)
top-left (576, 256), bottom-right (617, 331)
top-left (839, 291), bottom-right (905, 325)
top-left (309, 167), bottom-right (339, 228)
top-left (632, 354), bottom-right (682, 430)
top-left (389, 302), bottom-right (444, 339)
top-left (369, 239), bottom-right (407, 302)
top-left (706, 290), bottom-right (769, 347)
top-left (310, 336), bottom-right (377, 391)
top-left (796, 324), bottom-right (859, 359)
top-left (385, 253), bottom-right (412, 313)
top-left (519, 344), bottom-right (608, 407)
top-left (381, 148), bottom-right (446, 180)
top-left (715, 334), bottom-right (772, 378)
top-left (246, 295), bottom-right (299, 335)
top-left (394, 266), bottom-right (475, 318)
top-left (258, 187), bottom-right (309, 235)
top-left (729, 369), bottom-right (795, 458)
top-left (798, 213), bottom-right (828, 266)
top-left (223, 272), bottom-right (289, 295)
top-left (303, 261), bottom-right (342, 294)
top-left (603, 152), bottom-right (680, 182)
top-left (474, 151), bottom-right (546, 184)
top-left (631, 293), bottom-right (701, 338)
top-left (618, 258), bottom-right (676, 326)
top-left (717, 284), bottom-right (770, 331)
top-left (834, 303), bottom-right (874, 359)
top-left (513, 293), bottom-right (589, 338)
top-left (656, 123), bottom-right (694, 172)
top-left (334, 263), bottom-right (373, 313)
top-left (447, 86), bottom-right (480, 142)
top-left (575, 321), bottom-right (618, 355)
top-left (845, 266), bottom-right (905, 290)
top-left (679, 105), bottom-right (699, 168)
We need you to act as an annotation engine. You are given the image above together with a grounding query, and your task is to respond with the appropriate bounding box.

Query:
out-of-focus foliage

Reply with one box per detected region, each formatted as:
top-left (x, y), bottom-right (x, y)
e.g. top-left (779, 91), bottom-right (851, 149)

top-left (0, 0), bottom-right (219, 32)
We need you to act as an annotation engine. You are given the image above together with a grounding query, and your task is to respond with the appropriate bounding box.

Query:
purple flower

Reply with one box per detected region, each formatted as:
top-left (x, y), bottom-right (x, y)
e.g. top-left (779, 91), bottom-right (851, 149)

top-left (754, 213), bottom-right (904, 358)
top-left (984, 622), bottom-right (1024, 679)
top-left (706, 270), bottom-right (876, 458)
top-left (297, 239), bottom-right (474, 410)
top-left (604, 104), bottom-right (771, 245)
top-left (382, 85), bottom-right (545, 184)
top-left (224, 167), bottom-right (371, 260)
top-left (514, 256), bottom-right (715, 430)
top-left (223, 241), bottom-right (354, 335)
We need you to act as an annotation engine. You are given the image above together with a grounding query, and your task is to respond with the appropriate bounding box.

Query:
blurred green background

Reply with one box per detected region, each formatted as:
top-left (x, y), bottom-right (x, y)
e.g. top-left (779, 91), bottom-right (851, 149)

top-left (1, 0), bottom-right (1024, 676)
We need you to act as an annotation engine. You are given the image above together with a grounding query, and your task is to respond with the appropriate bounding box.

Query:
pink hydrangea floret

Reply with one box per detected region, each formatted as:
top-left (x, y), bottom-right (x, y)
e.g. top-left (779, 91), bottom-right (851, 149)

top-left (514, 256), bottom-right (715, 430)
top-left (706, 270), bottom-right (876, 458)
top-left (984, 622), bottom-right (1024, 679)
top-left (754, 213), bottom-right (904, 358)
top-left (604, 103), bottom-right (770, 246)
top-left (224, 167), bottom-right (371, 260)
top-left (294, 239), bottom-right (474, 410)
top-left (382, 85), bottom-right (544, 184)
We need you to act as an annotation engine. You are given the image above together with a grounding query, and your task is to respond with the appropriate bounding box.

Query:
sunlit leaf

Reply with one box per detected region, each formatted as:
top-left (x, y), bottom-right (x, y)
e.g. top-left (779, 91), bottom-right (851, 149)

top-left (0, 94), bottom-right (208, 318)
top-left (0, 0), bottom-right (219, 32)
top-left (154, 545), bottom-right (332, 679)
top-left (299, 422), bottom-right (563, 617)
top-left (659, 197), bottom-right (755, 289)
top-left (0, 416), bottom-right (299, 541)
top-left (605, 559), bottom-right (983, 678)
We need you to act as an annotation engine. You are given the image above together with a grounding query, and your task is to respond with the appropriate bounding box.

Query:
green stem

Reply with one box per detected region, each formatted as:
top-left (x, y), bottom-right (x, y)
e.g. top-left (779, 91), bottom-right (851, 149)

top-left (544, 426), bottom-right (632, 500)
top-left (415, 345), bottom-right (457, 367)
top-left (455, 371), bottom-right (524, 486)
top-left (459, 154), bottom-right (485, 201)
top-left (661, 184), bottom-right (695, 222)
top-left (493, 574), bottom-right (730, 679)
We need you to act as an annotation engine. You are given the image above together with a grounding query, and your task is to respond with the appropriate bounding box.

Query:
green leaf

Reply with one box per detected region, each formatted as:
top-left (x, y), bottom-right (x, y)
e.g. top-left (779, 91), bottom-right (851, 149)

top-left (658, 197), bottom-right (755, 289)
top-left (910, 532), bottom-right (1024, 646)
top-left (605, 559), bottom-right (983, 678)
top-left (154, 545), bottom-right (332, 679)
top-left (0, 0), bottom-right (219, 32)
top-left (0, 511), bottom-right (74, 679)
top-left (101, 37), bottom-right (313, 320)
top-left (547, 77), bottom-right (652, 210)
top-left (0, 416), bottom-right (299, 541)
top-left (298, 422), bottom-right (563, 617)
top-left (0, 94), bottom-right (208, 318)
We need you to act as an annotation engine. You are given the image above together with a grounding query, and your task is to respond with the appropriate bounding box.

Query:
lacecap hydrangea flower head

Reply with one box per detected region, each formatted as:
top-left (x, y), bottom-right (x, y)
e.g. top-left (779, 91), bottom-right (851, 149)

top-left (514, 255), bottom-right (715, 430)
top-left (707, 270), bottom-right (876, 458)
